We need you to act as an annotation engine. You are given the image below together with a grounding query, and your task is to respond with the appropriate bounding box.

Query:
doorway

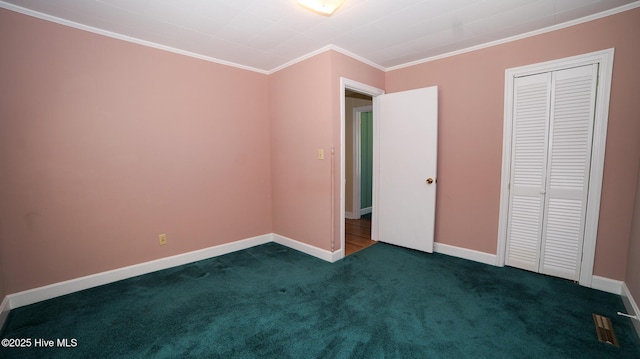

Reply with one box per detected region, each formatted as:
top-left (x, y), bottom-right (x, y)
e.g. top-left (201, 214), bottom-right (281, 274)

top-left (345, 91), bottom-right (374, 255)
top-left (340, 79), bottom-right (384, 258)
top-left (339, 78), bottom-right (439, 259)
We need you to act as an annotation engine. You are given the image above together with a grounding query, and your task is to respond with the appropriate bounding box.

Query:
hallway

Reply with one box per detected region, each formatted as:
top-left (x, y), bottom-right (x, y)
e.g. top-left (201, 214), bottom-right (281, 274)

top-left (345, 217), bottom-right (375, 256)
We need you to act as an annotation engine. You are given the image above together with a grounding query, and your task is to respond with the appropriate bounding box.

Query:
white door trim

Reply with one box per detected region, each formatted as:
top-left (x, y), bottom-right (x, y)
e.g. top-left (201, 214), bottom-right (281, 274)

top-left (496, 48), bottom-right (615, 287)
top-left (351, 105), bottom-right (373, 220)
top-left (340, 78), bottom-right (384, 260)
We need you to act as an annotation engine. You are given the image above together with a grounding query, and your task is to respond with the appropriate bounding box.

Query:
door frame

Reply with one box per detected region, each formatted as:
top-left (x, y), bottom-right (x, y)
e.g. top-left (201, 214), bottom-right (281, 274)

top-left (340, 78), bottom-right (384, 260)
top-left (496, 49), bottom-right (615, 287)
top-left (351, 105), bottom-right (373, 220)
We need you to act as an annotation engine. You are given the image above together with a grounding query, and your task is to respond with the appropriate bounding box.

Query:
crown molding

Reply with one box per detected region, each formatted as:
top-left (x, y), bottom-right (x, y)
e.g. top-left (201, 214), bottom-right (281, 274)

top-left (268, 44), bottom-right (385, 75)
top-left (2, 0), bottom-right (639, 75)
top-left (0, 1), bottom-right (270, 75)
top-left (325, 45), bottom-right (386, 72)
top-left (386, 1), bottom-right (640, 72)
top-left (268, 44), bottom-right (335, 74)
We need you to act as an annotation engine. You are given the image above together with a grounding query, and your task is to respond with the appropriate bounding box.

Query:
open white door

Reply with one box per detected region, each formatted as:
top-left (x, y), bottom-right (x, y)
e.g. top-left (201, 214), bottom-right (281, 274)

top-left (376, 86), bottom-right (438, 253)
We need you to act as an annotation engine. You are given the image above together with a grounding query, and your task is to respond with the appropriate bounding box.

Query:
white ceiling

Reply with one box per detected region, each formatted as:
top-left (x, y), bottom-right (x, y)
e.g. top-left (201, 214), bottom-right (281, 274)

top-left (2, 0), bottom-right (638, 73)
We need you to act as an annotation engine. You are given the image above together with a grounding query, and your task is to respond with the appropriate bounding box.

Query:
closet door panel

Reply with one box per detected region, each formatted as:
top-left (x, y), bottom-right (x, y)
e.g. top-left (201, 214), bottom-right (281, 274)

top-left (540, 64), bottom-right (598, 280)
top-left (505, 73), bottom-right (551, 271)
top-left (541, 198), bottom-right (583, 278)
top-left (506, 196), bottom-right (543, 270)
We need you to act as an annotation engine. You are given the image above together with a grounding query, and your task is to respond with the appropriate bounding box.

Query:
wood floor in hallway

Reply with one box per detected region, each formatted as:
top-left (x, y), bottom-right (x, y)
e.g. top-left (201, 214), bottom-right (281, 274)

top-left (345, 216), bottom-right (375, 256)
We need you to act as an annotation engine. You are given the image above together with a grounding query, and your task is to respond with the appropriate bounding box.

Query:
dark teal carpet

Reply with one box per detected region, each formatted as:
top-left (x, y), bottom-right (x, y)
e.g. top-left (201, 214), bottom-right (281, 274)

top-left (1, 242), bottom-right (639, 358)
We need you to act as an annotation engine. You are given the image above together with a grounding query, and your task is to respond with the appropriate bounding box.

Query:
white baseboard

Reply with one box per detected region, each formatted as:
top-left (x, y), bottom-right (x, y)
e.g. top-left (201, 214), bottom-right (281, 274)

top-left (622, 282), bottom-right (640, 340)
top-left (3, 231), bottom-right (633, 337)
top-left (345, 212), bottom-right (358, 220)
top-left (7, 234), bottom-right (272, 310)
top-left (360, 207), bottom-right (372, 215)
top-left (0, 295), bottom-right (10, 331)
top-left (273, 234), bottom-right (339, 263)
top-left (4, 233), bottom-right (339, 312)
top-left (433, 242), bottom-right (497, 266)
top-left (431, 244), bottom-right (626, 299)
top-left (331, 248), bottom-right (345, 262)
top-left (590, 276), bottom-right (623, 295)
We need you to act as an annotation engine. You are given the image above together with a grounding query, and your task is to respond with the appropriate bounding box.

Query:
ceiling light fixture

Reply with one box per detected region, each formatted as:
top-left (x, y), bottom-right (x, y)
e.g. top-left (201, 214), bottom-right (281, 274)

top-left (297, 0), bottom-right (345, 16)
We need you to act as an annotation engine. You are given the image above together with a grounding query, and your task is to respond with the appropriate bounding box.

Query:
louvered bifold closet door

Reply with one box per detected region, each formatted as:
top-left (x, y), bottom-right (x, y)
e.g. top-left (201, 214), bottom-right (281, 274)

top-left (539, 64), bottom-right (598, 281)
top-left (505, 73), bottom-right (551, 272)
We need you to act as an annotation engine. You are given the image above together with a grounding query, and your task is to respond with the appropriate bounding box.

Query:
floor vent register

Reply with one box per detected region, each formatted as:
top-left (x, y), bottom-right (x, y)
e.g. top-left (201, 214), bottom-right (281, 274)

top-left (593, 313), bottom-right (619, 347)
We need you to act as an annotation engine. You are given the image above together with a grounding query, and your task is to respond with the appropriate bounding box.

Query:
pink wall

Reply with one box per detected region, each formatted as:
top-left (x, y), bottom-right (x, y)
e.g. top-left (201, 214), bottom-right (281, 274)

top-left (626, 163), bottom-right (640, 309)
top-left (386, 8), bottom-right (640, 280)
top-left (269, 50), bottom-right (384, 252)
top-left (0, 255), bottom-right (5, 301)
top-left (0, 9), bottom-right (272, 294)
top-left (269, 52), bottom-right (334, 249)
top-left (2, 4), bottom-right (639, 298)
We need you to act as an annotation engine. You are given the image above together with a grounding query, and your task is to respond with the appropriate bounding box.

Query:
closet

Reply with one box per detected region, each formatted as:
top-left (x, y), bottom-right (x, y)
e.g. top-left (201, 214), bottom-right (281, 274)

top-left (505, 64), bottom-right (598, 281)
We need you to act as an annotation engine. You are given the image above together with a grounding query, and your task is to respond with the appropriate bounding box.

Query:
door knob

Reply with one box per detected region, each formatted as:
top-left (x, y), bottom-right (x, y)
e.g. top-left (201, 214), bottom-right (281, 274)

top-left (426, 178), bottom-right (434, 184)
